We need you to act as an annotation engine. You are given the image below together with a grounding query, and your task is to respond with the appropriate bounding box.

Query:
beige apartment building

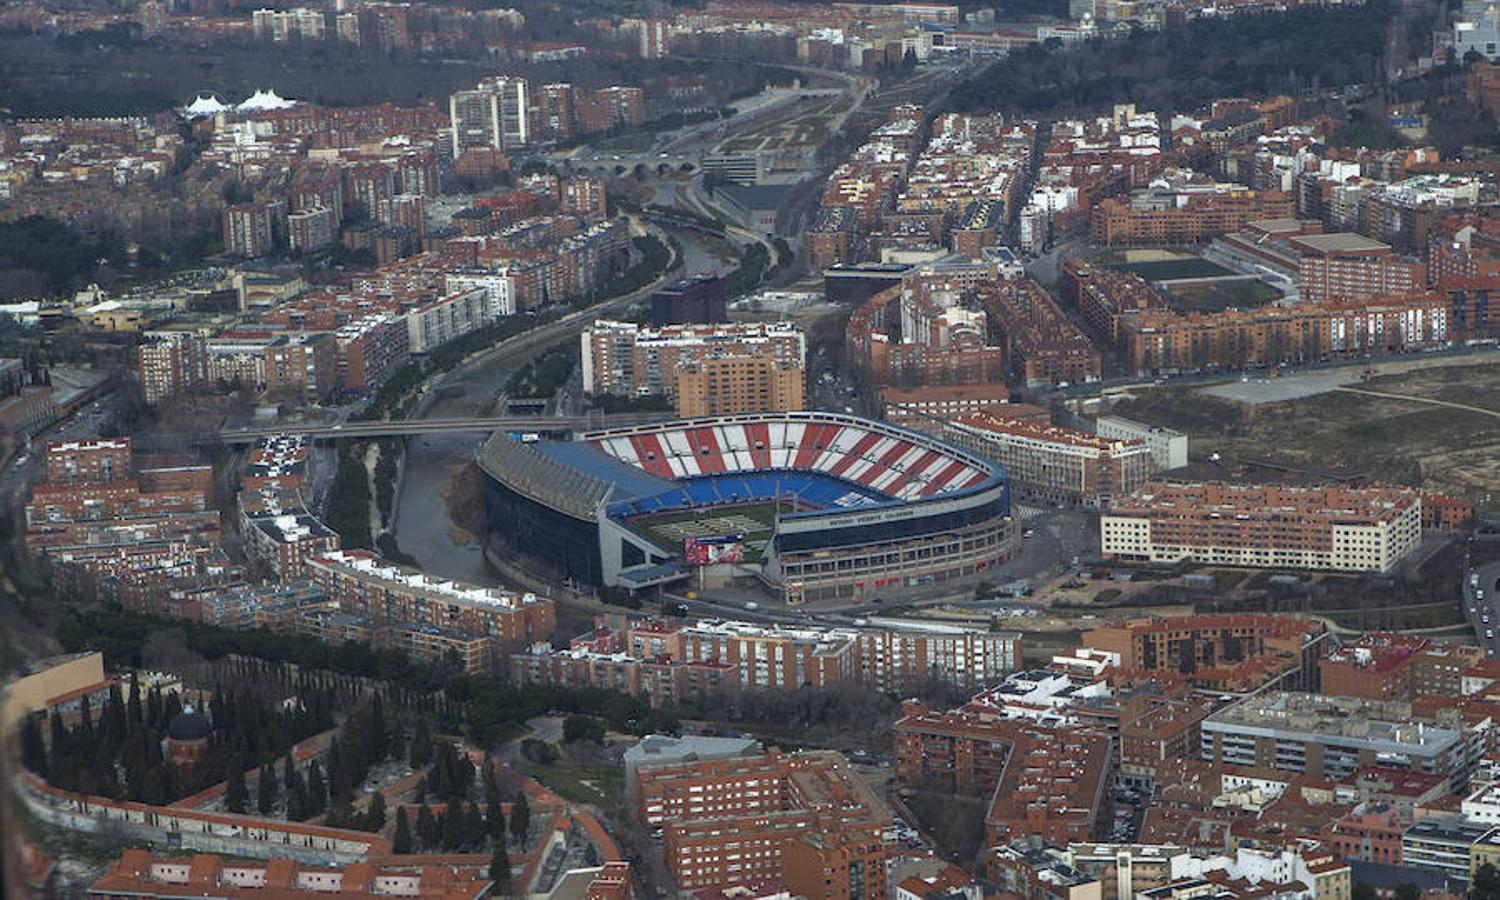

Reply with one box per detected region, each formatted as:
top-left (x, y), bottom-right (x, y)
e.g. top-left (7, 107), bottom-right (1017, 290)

top-left (1101, 482), bottom-right (1422, 572)
top-left (942, 411), bottom-right (1153, 508)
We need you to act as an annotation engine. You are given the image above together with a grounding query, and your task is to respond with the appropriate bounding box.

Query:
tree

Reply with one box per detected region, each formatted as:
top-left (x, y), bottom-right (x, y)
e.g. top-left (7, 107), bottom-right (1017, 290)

top-left (287, 772), bottom-right (309, 821)
top-left (464, 800), bottom-right (487, 849)
top-left (127, 678), bottom-right (143, 730)
top-left (416, 803), bottom-right (437, 851)
top-left (486, 798), bottom-right (505, 839)
top-left (393, 807), bottom-right (413, 854)
top-left (306, 761), bottom-right (327, 817)
top-left (283, 751), bottom-right (296, 791)
top-left (1393, 885), bottom-right (1421, 900)
top-left (410, 719), bottom-right (432, 769)
top-left (563, 715), bottom-right (605, 744)
top-left (257, 764), bottom-right (277, 814)
top-left (509, 792), bottom-right (530, 848)
top-left (364, 793), bottom-right (387, 832)
top-left (225, 755), bottom-right (248, 814)
top-left (20, 715), bottom-right (46, 777)
top-left (489, 842), bottom-right (512, 895)
top-left (483, 762), bottom-right (499, 806)
top-left (442, 805), bottom-right (465, 851)
top-left (146, 686), bottom-right (162, 729)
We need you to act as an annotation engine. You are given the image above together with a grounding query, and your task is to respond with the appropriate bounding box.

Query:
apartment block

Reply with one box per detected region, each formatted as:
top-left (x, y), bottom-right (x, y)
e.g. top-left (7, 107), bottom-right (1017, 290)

top-left (223, 203), bottom-right (275, 258)
top-left (334, 315), bottom-right (410, 396)
top-left (1201, 692), bottom-right (1468, 787)
top-left (45, 438), bottom-right (133, 483)
top-left (1093, 416), bottom-right (1187, 472)
top-left (581, 320), bottom-right (806, 406)
top-left (306, 549), bottom-right (555, 645)
top-left (974, 279), bottom-right (1102, 387)
top-left (1102, 482), bottom-right (1422, 573)
top-left (632, 749), bottom-right (892, 893)
top-left (136, 332), bottom-right (207, 406)
top-left (1091, 189), bottom-right (1295, 246)
top-left (879, 384), bottom-right (1018, 430)
top-left (1319, 633), bottom-right (1483, 703)
top-left (1290, 232), bottom-right (1427, 303)
top-left (1079, 613), bottom-right (1328, 691)
top-left (941, 411), bottom-right (1153, 508)
top-left (675, 354), bottom-right (806, 417)
top-left (1117, 293), bottom-right (1452, 375)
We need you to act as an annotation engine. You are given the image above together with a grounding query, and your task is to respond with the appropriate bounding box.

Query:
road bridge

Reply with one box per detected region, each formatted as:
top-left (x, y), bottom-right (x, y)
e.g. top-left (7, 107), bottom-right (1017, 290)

top-left (217, 412), bottom-right (675, 444)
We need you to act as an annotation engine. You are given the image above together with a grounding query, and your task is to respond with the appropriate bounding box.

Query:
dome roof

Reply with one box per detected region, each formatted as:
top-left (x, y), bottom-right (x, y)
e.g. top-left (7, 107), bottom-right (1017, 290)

top-left (167, 707), bottom-right (212, 742)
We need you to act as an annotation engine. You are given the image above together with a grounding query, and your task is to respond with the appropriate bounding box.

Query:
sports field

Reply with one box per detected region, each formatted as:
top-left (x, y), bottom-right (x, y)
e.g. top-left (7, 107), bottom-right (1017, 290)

top-left (1112, 258), bottom-right (1237, 281)
top-left (631, 502), bottom-right (781, 562)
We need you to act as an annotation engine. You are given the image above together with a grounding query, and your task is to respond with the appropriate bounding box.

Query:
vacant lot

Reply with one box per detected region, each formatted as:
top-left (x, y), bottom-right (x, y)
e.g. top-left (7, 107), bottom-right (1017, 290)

top-left (1108, 361), bottom-right (1500, 509)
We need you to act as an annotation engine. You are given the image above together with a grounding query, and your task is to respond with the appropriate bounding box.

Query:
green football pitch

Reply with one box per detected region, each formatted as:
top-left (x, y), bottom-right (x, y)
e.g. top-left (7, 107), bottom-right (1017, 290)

top-left (630, 502), bottom-right (781, 562)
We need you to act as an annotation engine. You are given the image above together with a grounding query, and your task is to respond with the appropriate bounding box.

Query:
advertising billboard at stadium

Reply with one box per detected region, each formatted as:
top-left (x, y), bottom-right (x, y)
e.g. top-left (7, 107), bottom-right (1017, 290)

top-left (685, 534), bottom-right (746, 565)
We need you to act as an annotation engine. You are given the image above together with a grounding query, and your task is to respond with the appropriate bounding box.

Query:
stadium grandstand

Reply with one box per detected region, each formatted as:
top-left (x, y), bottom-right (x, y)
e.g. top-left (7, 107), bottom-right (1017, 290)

top-left (478, 411), bottom-right (1015, 604)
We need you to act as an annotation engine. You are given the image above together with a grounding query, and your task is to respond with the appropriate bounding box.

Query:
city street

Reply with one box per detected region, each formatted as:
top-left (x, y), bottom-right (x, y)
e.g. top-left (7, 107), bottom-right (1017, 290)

top-left (1464, 540), bottom-right (1500, 656)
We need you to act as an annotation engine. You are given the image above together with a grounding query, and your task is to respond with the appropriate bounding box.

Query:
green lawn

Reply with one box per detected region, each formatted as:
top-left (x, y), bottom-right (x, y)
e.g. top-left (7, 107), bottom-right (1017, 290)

top-left (1166, 279), bottom-right (1282, 312)
top-left (522, 761), bottom-right (625, 818)
top-left (631, 501), bottom-right (781, 562)
top-left (1112, 258), bottom-right (1237, 281)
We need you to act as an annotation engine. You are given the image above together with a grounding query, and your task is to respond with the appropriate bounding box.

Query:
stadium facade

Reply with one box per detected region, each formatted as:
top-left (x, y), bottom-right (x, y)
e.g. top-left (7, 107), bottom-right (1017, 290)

top-left (478, 411), bottom-right (1016, 604)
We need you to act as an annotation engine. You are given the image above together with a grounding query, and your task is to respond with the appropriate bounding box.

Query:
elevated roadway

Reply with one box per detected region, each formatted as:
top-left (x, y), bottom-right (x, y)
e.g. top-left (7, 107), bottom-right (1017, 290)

top-left (218, 412), bottom-right (674, 444)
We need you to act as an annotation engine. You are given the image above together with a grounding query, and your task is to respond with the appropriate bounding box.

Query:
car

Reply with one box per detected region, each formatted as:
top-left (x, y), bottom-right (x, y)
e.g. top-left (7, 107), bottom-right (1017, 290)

top-left (1488, 629), bottom-right (1494, 639)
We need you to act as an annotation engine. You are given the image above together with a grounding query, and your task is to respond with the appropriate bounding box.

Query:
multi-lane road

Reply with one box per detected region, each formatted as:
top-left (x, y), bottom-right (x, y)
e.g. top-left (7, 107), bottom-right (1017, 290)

top-left (1465, 548), bottom-right (1500, 656)
top-left (218, 412), bottom-right (674, 444)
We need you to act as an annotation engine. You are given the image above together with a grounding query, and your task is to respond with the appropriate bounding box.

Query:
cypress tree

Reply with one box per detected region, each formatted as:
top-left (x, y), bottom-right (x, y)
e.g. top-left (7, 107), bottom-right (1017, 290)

top-left (21, 715), bottom-right (47, 777)
top-left (441, 805), bottom-right (464, 850)
top-left (409, 719), bottom-right (431, 768)
top-left (483, 762), bottom-right (499, 805)
top-left (225, 754), bottom-right (248, 814)
top-left (509, 792), bottom-right (530, 848)
top-left (393, 807), bottom-right (413, 854)
top-left (146, 686), bottom-right (162, 729)
top-left (306, 761), bottom-right (327, 817)
top-left (126, 678), bottom-right (142, 730)
top-left (365, 793), bottom-right (387, 832)
top-left (489, 842), bottom-right (512, 895)
top-left (257, 764), bottom-right (277, 814)
top-left (464, 800), bottom-right (486, 849)
top-left (416, 803), bottom-right (436, 850)
top-left (485, 798), bottom-right (505, 839)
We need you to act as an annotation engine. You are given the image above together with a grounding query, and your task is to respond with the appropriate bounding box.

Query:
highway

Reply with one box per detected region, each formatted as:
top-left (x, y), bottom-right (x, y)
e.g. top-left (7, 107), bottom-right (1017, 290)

top-left (218, 412), bottom-right (675, 443)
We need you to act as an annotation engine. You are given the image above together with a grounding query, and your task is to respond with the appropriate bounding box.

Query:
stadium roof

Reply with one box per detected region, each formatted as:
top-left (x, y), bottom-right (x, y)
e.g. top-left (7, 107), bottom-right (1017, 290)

top-left (536, 440), bottom-right (676, 501)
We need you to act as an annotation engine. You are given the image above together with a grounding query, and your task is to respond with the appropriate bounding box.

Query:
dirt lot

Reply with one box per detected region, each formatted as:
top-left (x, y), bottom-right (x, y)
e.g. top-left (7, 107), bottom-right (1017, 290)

top-left (1107, 361), bottom-right (1500, 510)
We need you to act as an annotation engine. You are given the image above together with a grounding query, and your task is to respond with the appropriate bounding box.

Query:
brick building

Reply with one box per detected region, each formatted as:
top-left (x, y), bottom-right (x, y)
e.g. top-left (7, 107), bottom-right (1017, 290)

top-left (940, 411), bottom-right (1153, 508)
top-left (632, 749), bottom-right (891, 894)
top-left (1090, 190), bottom-right (1295, 246)
top-left (1319, 634), bottom-right (1483, 704)
top-left (1102, 482), bottom-right (1423, 573)
top-left (581, 320), bottom-right (806, 410)
top-left (46, 438), bottom-right (133, 483)
top-left (1079, 613), bottom-right (1329, 691)
top-left (306, 550), bottom-right (555, 646)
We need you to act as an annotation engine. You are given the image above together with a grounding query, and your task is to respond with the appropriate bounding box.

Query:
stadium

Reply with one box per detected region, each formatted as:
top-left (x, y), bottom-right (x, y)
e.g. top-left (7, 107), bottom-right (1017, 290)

top-left (478, 411), bottom-right (1016, 604)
